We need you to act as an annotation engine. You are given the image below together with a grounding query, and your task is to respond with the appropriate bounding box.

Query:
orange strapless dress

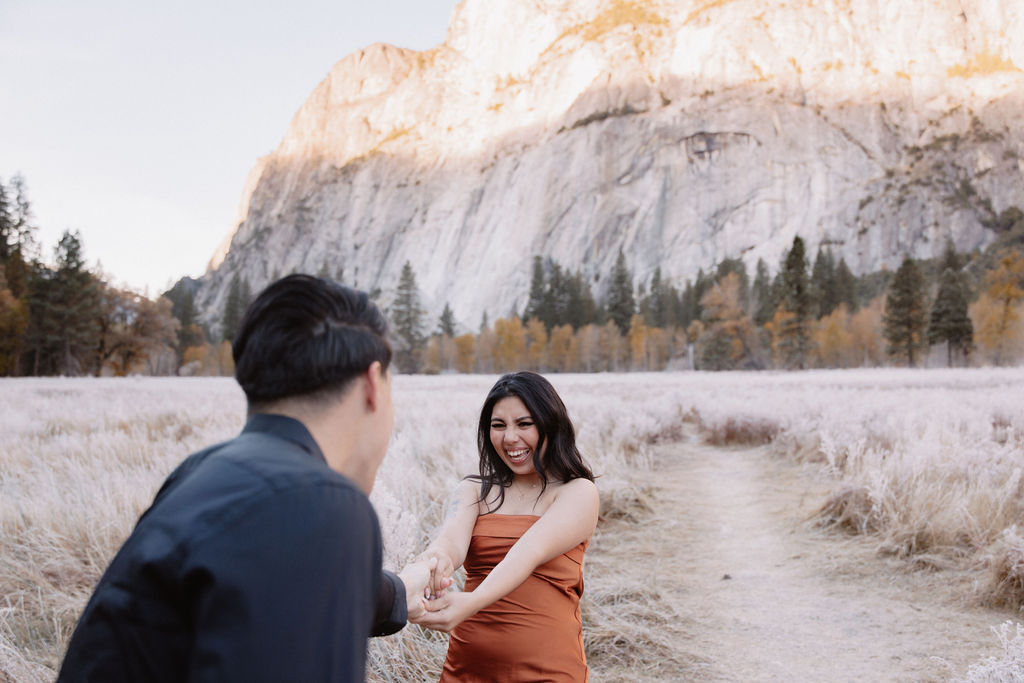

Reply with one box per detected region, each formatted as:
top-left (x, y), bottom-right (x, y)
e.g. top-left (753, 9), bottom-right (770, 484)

top-left (440, 514), bottom-right (588, 682)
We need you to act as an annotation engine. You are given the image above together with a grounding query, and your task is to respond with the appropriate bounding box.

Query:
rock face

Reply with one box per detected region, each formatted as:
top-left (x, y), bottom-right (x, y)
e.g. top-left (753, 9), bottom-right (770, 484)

top-left (197, 0), bottom-right (1024, 334)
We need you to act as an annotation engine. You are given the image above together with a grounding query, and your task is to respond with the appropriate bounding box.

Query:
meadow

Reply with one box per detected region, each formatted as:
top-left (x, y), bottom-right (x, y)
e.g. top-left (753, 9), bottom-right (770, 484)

top-left (2, 369), bottom-right (1024, 680)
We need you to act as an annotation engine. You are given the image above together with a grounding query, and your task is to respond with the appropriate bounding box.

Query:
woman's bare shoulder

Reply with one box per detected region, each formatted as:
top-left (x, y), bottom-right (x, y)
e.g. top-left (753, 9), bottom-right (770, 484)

top-left (552, 477), bottom-right (598, 504)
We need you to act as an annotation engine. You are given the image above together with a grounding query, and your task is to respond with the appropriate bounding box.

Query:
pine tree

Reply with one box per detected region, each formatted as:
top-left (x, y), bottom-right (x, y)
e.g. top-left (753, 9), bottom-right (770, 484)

top-left (438, 302), bottom-right (457, 337)
top-left (928, 266), bottom-right (973, 366)
top-left (524, 256), bottom-right (546, 324)
top-left (25, 231), bottom-right (101, 375)
top-left (542, 262), bottom-right (569, 329)
top-left (938, 239), bottom-right (962, 273)
top-left (606, 251), bottom-right (635, 334)
top-left (641, 267), bottom-right (670, 328)
top-left (565, 270), bottom-right (597, 330)
top-left (750, 259), bottom-right (772, 324)
top-left (835, 257), bottom-right (858, 313)
top-left (391, 261), bottom-right (426, 372)
top-left (0, 179), bottom-right (12, 263)
top-left (680, 280), bottom-right (698, 328)
top-left (8, 174), bottom-right (37, 256)
top-left (222, 274), bottom-right (244, 343)
top-left (175, 289), bottom-right (197, 346)
top-left (811, 248), bottom-right (839, 318)
top-left (0, 176), bottom-right (34, 301)
top-left (883, 256), bottom-right (929, 366)
top-left (776, 236), bottom-right (815, 368)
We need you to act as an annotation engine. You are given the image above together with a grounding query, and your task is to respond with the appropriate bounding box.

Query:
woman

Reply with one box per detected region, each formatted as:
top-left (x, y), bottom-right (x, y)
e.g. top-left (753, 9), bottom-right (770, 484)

top-left (412, 371), bottom-right (599, 682)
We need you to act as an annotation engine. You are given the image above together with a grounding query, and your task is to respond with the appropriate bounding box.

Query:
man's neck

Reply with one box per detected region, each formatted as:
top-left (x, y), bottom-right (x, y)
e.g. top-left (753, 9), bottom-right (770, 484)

top-left (255, 400), bottom-right (365, 490)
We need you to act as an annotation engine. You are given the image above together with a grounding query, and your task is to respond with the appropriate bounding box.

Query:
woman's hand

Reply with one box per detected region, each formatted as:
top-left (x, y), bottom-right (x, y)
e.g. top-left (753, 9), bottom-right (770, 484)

top-left (416, 549), bottom-right (455, 599)
top-left (409, 590), bottom-right (480, 633)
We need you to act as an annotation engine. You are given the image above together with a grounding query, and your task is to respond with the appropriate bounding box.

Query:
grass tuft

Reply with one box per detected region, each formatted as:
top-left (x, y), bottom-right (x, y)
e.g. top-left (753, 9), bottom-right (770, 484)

top-left (702, 416), bottom-right (780, 446)
top-left (985, 527), bottom-right (1024, 610)
top-left (817, 485), bottom-right (881, 535)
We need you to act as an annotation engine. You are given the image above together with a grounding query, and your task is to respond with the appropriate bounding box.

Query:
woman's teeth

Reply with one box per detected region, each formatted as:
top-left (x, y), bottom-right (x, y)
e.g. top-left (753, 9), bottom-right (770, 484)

top-left (507, 448), bottom-right (530, 462)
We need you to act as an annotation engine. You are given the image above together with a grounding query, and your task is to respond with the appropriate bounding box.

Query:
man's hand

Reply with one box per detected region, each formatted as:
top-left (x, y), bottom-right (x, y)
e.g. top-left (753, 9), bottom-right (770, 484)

top-left (398, 557), bottom-right (436, 621)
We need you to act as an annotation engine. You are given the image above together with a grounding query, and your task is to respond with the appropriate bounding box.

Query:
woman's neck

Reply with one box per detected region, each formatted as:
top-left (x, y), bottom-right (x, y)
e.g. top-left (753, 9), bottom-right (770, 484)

top-left (512, 472), bottom-right (542, 488)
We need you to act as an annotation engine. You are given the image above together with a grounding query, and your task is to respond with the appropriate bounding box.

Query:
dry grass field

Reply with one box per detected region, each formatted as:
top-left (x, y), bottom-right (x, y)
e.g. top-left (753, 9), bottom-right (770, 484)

top-left (2, 369), bottom-right (1024, 680)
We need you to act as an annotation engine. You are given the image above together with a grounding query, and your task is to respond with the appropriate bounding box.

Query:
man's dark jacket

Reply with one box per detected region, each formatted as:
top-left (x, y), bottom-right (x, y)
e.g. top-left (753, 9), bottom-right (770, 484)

top-left (58, 413), bottom-right (406, 682)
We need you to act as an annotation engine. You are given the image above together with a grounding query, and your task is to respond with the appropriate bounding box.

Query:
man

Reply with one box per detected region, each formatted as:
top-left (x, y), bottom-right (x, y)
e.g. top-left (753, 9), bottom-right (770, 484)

top-left (58, 274), bottom-right (432, 681)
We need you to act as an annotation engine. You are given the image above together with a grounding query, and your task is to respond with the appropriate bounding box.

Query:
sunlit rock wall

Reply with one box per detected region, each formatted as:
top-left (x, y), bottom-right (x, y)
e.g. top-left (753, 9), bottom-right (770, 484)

top-left (198, 0), bottom-right (1024, 334)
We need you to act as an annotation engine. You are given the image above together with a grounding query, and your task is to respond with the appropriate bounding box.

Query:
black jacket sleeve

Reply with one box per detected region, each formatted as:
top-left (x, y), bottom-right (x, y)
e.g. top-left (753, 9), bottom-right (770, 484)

top-left (372, 570), bottom-right (407, 636)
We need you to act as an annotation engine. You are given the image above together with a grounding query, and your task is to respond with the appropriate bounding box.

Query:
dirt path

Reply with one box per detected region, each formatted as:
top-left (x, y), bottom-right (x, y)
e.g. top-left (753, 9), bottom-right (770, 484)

top-left (592, 434), bottom-right (1008, 682)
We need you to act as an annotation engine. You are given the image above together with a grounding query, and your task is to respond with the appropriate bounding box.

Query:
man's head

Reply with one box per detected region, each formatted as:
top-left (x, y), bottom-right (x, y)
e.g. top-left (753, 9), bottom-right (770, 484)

top-left (232, 275), bottom-right (395, 491)
top-left (233, 274), bottom-right (392, 411)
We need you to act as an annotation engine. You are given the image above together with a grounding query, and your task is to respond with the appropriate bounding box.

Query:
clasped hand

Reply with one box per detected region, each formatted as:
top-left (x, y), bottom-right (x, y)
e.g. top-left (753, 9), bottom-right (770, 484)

top-left (400, 550), bottom-right (473, 632)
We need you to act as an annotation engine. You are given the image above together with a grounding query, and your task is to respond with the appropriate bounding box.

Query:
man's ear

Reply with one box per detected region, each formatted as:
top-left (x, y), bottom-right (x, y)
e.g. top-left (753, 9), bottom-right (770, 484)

top-left (364, 361), bottom-right (385, 411)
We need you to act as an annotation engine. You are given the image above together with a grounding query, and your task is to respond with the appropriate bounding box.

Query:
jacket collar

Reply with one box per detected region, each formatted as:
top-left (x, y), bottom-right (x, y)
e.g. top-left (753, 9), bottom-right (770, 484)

top-left (242, 413), bottom-right (325, 463)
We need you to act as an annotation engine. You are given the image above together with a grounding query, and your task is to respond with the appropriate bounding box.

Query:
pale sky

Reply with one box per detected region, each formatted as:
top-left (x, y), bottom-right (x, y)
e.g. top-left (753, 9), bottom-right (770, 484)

top-left (0, 0), bottom-right (457, 296)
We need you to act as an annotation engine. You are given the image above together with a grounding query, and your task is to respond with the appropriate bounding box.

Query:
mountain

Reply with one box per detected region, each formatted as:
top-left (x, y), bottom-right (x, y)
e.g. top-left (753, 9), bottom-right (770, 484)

top-left (195, 0), bottom-right (1024, 335)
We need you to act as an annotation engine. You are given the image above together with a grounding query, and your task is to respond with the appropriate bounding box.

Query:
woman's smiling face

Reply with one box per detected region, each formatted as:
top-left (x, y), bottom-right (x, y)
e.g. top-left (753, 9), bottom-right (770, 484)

top-left (489, 396), bottom-right (542, 476)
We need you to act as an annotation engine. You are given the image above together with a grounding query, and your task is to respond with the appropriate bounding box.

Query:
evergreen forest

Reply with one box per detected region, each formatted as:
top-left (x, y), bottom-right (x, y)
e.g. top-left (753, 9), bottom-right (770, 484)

top-left (3, 172), bottom-right (1024, 377)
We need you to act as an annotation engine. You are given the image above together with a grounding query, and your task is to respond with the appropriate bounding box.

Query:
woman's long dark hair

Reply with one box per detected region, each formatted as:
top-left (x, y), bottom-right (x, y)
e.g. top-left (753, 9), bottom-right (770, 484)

top-left (469, 371), bottom-right (594, 512)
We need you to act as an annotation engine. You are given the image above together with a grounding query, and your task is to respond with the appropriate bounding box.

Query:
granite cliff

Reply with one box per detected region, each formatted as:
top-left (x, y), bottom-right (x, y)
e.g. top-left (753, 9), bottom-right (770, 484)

top-left (196, 0), bottom-right (1024, 334)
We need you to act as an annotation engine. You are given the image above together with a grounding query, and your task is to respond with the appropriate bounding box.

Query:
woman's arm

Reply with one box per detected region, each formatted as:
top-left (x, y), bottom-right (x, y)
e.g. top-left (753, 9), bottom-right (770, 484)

top-left (418, 479), bottom-right (481, 596)
top-left (413, 478), bottom-right (599, 632)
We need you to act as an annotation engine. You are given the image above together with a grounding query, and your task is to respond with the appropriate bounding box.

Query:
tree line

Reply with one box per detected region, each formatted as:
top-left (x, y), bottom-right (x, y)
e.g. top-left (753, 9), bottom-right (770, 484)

top-left (387, 227), bottom-right (1024, 374)
top-left (0, 174), bottom-right (181, 376)
top-left (5, 169), bottom-right (1022, 376)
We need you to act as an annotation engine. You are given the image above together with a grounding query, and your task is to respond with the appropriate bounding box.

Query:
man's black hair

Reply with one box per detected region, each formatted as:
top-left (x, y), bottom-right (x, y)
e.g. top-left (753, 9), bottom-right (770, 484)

top-left (233, 274), bottom-right (392, 409)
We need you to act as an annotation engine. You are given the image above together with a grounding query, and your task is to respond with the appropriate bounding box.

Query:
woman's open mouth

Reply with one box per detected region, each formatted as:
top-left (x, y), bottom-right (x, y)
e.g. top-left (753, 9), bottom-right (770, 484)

top-left (506, 448), bottom-right (531, 464)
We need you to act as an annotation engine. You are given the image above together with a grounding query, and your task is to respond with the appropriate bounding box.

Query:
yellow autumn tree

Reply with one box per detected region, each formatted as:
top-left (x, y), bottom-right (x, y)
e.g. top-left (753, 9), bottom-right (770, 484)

top-left (575, 324), bottom-right (602, 372)
top-left (627, 314), bottom-right (647, 370)
top-left (848, 296), bottom-right (886, 366)
top-left (973, 249), bottom-right (1024, 365)
top-left (548, 324), bottom-right (574, 372)
top-left (454, 333), bottom-right (477, 373)
top-left (476, 324), bottom-right (496, 373)
top-left (598, 320), bottom-right (625, 371)
top-left (217, 340), bottom-right (235, 376)
top-left (645, 326), bottom-right (671, 371)
top-left (423, 336), bottom-right (443, 374)
top-left (439, 334), bottom-right (456, 372)
top-left (180, 343), bottom-right (225, 376)
top-left (812, 304), bottom-right (856, 368)
top-left (493, 316), bottom-right (526, 372)
top-left (764, 308), bottom-right (795, 368)
top-left (524, 317), bottom-right (548, 371)
top-left (697, 273), bottom-right (761, 370)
